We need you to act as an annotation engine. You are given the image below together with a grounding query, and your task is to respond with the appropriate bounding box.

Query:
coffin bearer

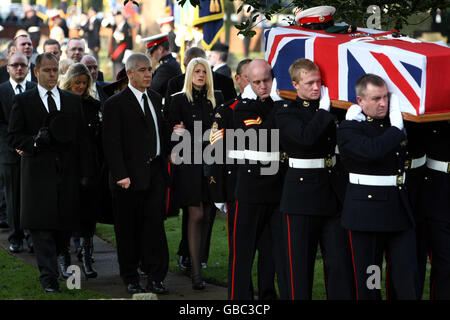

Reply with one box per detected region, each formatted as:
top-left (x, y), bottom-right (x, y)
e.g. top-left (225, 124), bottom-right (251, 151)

top-left (337, 74), bottom-right (419, 300)
top-left (276, 58), bottom-right (355, 300)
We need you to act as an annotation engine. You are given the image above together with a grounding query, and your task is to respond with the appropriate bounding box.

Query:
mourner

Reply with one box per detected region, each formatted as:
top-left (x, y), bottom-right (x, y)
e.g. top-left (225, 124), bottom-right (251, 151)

top-left (0, 35), bottom-right (37, 84)
top-left (168, 57), bottom-right (224, 290)
top-left (43, 39), bottom-right (62, 61)
top-left (102, 53), bottom-right (169, 295)
top-left (60, 63), bottom-right (103, 279)
top-left (229, 59), bottom-right (288, 300)
top-left (0, 53), bottom-right (36, 253)
top-left (7, 53), bottom-right (92, 293)
top-left (276, 58), bottom-right (354, 300)
top-left (337, 74), bottom-right (419, 300)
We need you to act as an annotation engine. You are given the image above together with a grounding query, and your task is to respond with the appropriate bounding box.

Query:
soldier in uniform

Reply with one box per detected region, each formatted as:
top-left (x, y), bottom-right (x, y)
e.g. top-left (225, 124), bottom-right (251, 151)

top-left (337, 74), bottom-right (419, 300)
top-left (229, 59), bottom-right (288, 300)
top-left (275, 58), bottom-right (354, 300)
top-left (109, 12), bottom-right (133, 78)
top-left (143, 33), bottom-right (182, 99)
top-left (420, 120), bottom-right (450, 299)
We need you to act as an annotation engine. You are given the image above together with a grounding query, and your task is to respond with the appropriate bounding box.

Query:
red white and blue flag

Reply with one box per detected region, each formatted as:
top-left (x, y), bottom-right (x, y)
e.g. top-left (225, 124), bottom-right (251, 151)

top-left (265, 26), bottom-right (450, 116)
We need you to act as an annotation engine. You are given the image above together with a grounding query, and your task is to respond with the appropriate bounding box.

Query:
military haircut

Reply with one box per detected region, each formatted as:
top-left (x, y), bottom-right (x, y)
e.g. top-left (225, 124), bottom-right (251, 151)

top-left (288, 58), bottom-right (319, 83)
top-left (43, 38), bottom-right (61, 51)
top-left (355, 74), bottom-right (386, 98)
top-left (236, 59), bottom-right (252, 75)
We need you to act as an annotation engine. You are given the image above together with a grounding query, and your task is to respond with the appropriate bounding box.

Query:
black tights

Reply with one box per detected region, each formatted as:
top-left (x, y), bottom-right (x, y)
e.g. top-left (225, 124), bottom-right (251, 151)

top-left (188, 203), bottom-right (211, 276)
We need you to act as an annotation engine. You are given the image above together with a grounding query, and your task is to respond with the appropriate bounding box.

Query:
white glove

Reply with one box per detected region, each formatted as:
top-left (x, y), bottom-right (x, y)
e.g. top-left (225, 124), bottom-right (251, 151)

top-left (319, 86), bottom-right (331, 111)
top-left (270, 78), bottom-right (283, 101)
top-left (389, 93), bottom-right (404, 130)
top-left (214, 202), bottom-right (227, 213)
top-left (345, 104), bottom-right (366, 122)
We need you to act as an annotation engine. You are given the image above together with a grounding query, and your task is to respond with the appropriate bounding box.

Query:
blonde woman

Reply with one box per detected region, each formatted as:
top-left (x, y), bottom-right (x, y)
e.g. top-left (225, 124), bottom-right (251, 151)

top-left (168, 57), bottom-right (224, 290)
top-left (60, 63), bottom-right (102, 279)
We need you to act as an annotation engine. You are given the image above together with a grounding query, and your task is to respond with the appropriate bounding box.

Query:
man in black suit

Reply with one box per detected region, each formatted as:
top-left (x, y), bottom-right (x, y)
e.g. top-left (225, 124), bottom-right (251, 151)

top-left (208, 42), bottom-right (232, 78)
top-left (337, 74), bottom-right (419, 300)
top-left (43, 39), bottom-right (62, 61)
top-left (0, 53), bottom-right (37, 253)
top-left (81, 7), bottom-right (102, 61)
top-left (0, 35), bottom-right (37, 84)
top-left (143, 33), bottom-right (182, 99)
top-left (165, 47), bottom-right (236, 116)
top-left (102, 53), bottom-right (169, 295)
top-left (81, 55), bottom-right (109, 105)
top-left (67, 38), bottom-right (104, 82)
top-left (7, 53), bottom-right (92, 293)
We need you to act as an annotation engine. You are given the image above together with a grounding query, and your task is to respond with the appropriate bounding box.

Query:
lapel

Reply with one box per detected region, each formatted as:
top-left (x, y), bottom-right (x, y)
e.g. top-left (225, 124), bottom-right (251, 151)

top-left (31, 87), bottom-right (49, 119)
top-left (25, 81), bottom-right (36, 91)
top-left (5, 82), bottom-right (15, 107)
top-left (58, 88), bottom-right (67, 112)
top-left (124, 87), bottom-right (147, 124)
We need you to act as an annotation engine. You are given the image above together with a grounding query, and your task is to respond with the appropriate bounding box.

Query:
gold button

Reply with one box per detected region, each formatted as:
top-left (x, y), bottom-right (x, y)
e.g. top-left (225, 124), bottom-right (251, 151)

top-left (398, 169), bottom-right (402, 173)
top-left (396, 152), bottom-right (399, 156)
top-left (248, 170), bottom-right (251, 173)
top-left (368, 195), bottom-right (372, 199)
top-left (300, 177), bottom-right (304, 181)
top-left (228, 171), bottom-right (231, 174)
top-left (399, 186), bottom-right (402, 190)
top-left (380, 124), bottom-right (384, 127)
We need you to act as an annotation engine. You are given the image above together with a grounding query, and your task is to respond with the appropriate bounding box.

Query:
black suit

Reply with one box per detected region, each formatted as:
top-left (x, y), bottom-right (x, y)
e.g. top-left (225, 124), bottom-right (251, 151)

top-left (102, 86), bottom-right (169, 285)
top-left (214, 64), bottom-right (232, 78)
top-left (165, 72), bottom-right (237, 117)
top-left (7, 86), bottom-right (92, 289)
top-left (0, 80), bottom-right (36, 246)
top-left (96, 81), bottom-right (109, 106)
top-left (0, 64), bottom-right (37, 84)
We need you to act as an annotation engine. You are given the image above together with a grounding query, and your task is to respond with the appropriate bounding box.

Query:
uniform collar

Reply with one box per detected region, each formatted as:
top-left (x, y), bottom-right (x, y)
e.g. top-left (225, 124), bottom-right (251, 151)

top-left (295, 96), bottom-right (319, 109)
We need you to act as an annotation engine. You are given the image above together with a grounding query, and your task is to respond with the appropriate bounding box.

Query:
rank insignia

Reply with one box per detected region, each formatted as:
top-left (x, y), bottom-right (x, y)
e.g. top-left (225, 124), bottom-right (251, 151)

top-left (303, 101), bottom-right (310, 107)
top-left (243, 117), bottom-right (262, 126)
top-left (209, 176), bottom-right (217, 184)
top-left (209, 122), bottom-right (224, 145)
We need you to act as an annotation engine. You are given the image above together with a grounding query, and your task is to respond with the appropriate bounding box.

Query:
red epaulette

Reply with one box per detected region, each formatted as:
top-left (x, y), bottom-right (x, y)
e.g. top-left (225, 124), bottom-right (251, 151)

top-left (228, 99), bottom-right (240, 110)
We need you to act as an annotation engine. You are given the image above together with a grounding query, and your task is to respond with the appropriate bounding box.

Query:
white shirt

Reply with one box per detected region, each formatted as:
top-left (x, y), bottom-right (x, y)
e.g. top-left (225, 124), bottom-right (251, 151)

top-left (212, 63), bottom-right (227, 72)
top-left (37, 84), bottom-right (61, 112)
top-left (26, 63), bottom-right (32, 82)
top-left (9, 78), bottom-right (27, 95)
top-left (128, 84), bottom-right (161, 156)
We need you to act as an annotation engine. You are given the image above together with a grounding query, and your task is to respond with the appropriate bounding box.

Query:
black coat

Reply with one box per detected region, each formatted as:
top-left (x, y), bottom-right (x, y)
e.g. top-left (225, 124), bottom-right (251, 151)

top-left (102, 87), bottom-right (168, 191)
top-left (150, 54), bottom-right (182, 99)
top-left (81, 18), bottom-right (101, 50)
top-left (0, 64), bottom-right (37, 84)
top-left (7, 87), bottom-right (92, 231)
top-left (233, 97), bottom-right (286, 204)
top-left (337, 117), bottom-right (414, 232)
top-left (276, 97), bottom-right (342, 216)
top-left (0, 80), bottom-right (36, 164)
top-left (168, 89), bottom-right (224, 206)
top-left (165, 71), bottom-right (237, 117)
top-left (214, 64), bottom-right (232, 78)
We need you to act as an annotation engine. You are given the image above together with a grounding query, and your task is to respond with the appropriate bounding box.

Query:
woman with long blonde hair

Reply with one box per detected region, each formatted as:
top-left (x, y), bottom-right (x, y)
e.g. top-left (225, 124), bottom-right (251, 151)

top-left (168, 57), bottom-right (224, 290)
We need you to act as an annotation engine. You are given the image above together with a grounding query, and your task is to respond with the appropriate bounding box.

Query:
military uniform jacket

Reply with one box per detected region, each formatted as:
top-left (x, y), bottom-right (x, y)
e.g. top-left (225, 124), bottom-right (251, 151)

top-left (421, 120), bottom-right (450, 223)
top-left (337, 116), bottom-right (414, 232)
top-left (276, 97), bottom-right (341, 216)
top-left (109, 22), bottom-right (133, 63)
top-left (233, 96), bottom-right (285, 204)
top-left (150, 54), bottom-right (182, 99)
top-left (208, 97), bottom-right (241, 203)
top-left (7, 87), bottom-right (92, 231)
top-left (168, 89), bottom-right (224, 206)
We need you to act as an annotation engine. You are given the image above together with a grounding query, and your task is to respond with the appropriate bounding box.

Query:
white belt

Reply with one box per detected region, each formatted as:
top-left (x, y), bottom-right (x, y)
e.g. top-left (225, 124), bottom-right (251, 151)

top-left (289, 156), bottom-right (336, 169)
top-left (427, 158), bottom-right (450, 173)
top-left (244, 150), bottom-right (279, 162)
top-left (227, 150), bottom-right (245, 159)
top-left (349, 172), bottom-right (406, 186)
top-left (405, 155), bottom-right (426, 170)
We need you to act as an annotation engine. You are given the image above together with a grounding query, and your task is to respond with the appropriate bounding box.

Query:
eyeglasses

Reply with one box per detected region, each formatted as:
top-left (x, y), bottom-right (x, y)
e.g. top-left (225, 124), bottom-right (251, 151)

top-left (8, 63), bottom-right (28, 68)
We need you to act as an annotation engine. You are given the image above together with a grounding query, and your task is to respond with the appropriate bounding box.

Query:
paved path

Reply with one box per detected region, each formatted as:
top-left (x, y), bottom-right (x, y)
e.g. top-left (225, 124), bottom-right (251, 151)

top-left (0, 228), bottom-right (227, 300)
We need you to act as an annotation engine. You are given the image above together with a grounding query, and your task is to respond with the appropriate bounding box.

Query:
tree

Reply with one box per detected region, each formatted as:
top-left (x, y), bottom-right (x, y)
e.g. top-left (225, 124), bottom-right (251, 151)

top-left (176, 0), bottom-right (450, 37)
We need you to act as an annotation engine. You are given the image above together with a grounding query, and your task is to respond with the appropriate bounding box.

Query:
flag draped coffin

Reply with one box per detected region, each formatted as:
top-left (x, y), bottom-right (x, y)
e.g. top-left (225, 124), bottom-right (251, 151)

top-left (265, 26), bottom-right (450, 116)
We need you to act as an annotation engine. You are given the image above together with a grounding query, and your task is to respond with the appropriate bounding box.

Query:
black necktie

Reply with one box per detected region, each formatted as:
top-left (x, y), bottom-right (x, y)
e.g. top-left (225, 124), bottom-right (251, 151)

top-left (47, 91), bottom-right (57, 112)
top-left (142, 93), bottom-right (157, 158)
top-left (16, 84), bottom-right (22, 94)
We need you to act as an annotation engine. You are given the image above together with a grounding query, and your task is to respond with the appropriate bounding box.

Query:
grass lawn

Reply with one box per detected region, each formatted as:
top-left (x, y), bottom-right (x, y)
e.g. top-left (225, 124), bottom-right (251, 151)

top-left (0, 249), bottom-right (109, 300)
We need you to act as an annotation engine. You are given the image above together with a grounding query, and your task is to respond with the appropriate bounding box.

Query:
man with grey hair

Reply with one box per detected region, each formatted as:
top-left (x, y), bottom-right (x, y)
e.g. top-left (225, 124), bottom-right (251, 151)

top-left (102, 53), bottom-right (169, 295)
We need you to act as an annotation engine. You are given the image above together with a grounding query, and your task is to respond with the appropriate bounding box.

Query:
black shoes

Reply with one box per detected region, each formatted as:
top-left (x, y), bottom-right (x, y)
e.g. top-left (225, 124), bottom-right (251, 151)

top-left (191, 273), bottom-right (206, 290)
top-left (9, 241), bottom-right (23, 253)
top-left (146, 280), bottom-right (168, 294)
top-left (58, 252), bottom-right (71, 279)
top-left (127, 282), bottom-right (145, 294)
top-left (178, 255), bottom-right (192, 272)
top-left (81, 237), bottom-right (97, 279)
top-left (44, 282), bottom-right (61, 293)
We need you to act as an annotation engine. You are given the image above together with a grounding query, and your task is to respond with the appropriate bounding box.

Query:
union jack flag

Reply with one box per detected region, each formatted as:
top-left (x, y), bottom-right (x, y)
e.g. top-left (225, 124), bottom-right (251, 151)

top-left (265, 26), bottom-right (450, 116)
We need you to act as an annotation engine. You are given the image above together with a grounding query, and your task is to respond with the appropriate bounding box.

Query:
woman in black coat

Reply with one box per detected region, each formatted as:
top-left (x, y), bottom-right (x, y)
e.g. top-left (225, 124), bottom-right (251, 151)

top-left (60, 62), bottom-right (105, 278)
top-left (168, 57), bottom-right (224, 289)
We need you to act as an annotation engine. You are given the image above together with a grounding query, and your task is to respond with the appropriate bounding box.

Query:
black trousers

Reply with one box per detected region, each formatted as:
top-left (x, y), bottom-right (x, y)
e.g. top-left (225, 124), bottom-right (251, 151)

top-left (428, 219), bottom-right (450, 300)
top-left (112, 165), bottom-right (169, 285)
top-left (30, 229), bottom-right (71, 288)
top-left (228, 201), bottom-right (288, 300)
top-left (0, 165), bottom-right (7, 226)
top-left (348, 228), bottom-right (419, 300)
top-left (283, 214), bottom-right (355, 300)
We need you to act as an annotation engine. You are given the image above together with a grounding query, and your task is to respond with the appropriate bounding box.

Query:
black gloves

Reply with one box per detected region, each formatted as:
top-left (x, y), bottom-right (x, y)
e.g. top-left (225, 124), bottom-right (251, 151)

top-left (33, 127), bottom-right (51, 147)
